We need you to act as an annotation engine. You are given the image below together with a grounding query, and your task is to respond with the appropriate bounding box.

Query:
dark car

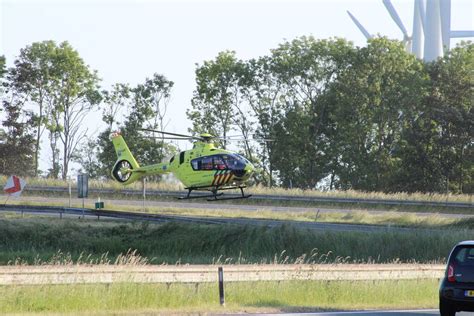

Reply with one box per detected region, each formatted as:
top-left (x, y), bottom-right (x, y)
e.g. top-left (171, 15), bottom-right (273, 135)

top-left (439, 240), bottom-right (474, 315)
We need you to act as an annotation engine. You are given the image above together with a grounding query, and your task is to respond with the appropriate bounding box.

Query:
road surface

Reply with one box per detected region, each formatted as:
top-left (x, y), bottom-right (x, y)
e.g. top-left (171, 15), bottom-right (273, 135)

top-left (235, 310), bottom-right (472, 316)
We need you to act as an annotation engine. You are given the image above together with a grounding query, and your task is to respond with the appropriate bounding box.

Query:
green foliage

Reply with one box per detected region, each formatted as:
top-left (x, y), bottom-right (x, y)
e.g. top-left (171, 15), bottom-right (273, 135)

top-left (0, 219), bottom-right (471, 264)
top-left (187, 51), bottom-right (248, 148)
top-left (187, 37), bottom-right (473, 193)
top-left (0, 279), bottom-right (438, 313)
top-left (0, 100), bottom-right (36, 176)
top-left (7, 41), bottom-right (101, 179)
top-left (86, 74), bottom-right (177, 179)
top-left (329, 38), bottom-right (428, 191)
top-left (0, 55), bottom-right (5, 79)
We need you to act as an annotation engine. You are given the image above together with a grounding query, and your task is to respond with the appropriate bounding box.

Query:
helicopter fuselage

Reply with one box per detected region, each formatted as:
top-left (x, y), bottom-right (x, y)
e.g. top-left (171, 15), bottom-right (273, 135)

top-left (111, 134), bottom-right (255, 191)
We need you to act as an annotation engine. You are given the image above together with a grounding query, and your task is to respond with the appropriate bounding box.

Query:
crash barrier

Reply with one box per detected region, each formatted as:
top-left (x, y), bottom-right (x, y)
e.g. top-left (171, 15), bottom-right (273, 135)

top-left (0, 264), bottom-right (445, 286)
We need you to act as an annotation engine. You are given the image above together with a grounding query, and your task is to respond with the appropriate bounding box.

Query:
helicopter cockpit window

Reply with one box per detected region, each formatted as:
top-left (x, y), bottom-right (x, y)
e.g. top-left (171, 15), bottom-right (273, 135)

top-left (191, 154), bottom-right (247, 171)
top-left (213, 156), bottom-right (226, 170)
top-left (191, 159), bottom-right (200, 170)
top-left (223, 154), bottom-right (246, 170)
top-left (179, 151), bottom-right (185, 165)
top-left (201, 157), bottom-right (213, 170)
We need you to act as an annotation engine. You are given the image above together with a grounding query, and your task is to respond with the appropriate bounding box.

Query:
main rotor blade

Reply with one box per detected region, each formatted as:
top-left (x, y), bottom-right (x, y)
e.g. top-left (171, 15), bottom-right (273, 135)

top-left (139, 129), bottom-right (194, 139)
top-left (347, 11), bottom-right (372, 39)
top-left (141, 136), bottom-right (194, 140)
top-left (224, 138), bottom-right (275, 142)
top-left (383, 0), bottom-right (409, 38)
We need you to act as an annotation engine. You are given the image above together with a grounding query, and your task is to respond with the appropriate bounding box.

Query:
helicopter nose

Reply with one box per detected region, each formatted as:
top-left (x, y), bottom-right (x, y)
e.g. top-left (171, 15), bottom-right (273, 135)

top-left (233, 162), bottom-right (254, 179)
top-left (244, 162), bottom-right (254, 177)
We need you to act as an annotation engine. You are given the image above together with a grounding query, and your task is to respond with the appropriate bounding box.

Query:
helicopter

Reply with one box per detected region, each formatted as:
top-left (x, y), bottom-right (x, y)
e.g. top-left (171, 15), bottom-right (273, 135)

top-left (110, 129), bottom-right (264, 200)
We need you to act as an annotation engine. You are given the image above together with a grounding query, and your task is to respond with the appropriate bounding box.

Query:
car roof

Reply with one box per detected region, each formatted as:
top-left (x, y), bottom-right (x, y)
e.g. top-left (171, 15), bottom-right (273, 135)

top-left (457, 240), bottom-right (474, 246)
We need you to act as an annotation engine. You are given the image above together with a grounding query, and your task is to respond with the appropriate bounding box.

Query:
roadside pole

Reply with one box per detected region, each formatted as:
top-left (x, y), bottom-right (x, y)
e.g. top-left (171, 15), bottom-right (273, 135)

top-left (77, 174), bottom-right (88, 219)
top-left (142, 178), bottom-right (146, 212)
top-left (68, 177), bottom-right (71, 207)
top-left (218, 267), bottom-right (225, 306)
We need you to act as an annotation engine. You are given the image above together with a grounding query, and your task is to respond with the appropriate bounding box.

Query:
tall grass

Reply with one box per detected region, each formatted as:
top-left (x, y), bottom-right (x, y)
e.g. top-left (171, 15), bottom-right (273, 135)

top-left (1, 175), bottom-right (471, 203)
top-left (0, 279), bottom-right (439, 313)
top-left (0, 218), bottom-right (471, 265)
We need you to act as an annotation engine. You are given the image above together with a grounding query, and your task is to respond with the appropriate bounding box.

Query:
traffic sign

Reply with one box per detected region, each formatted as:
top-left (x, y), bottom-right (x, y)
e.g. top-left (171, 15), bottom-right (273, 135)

top-left (3, 175), bottom-right (26, 197)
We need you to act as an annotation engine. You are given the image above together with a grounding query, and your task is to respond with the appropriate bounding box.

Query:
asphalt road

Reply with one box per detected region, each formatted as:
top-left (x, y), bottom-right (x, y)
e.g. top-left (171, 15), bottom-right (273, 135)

top-left (2, 195), bottom-right (471, 233)
top-left (9, 195), bottom-right (473, 219)
top-left (236, 310), bottom-right (473, 316)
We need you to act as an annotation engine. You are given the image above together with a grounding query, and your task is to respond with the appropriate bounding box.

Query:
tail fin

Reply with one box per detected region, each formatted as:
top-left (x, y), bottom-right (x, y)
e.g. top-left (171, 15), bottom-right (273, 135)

top-left (110, 132), bottom-right (142, 184)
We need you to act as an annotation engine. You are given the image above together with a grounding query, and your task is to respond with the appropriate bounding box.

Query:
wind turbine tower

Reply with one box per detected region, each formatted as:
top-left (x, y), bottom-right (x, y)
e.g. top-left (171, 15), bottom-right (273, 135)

top-left (347, 0), bottom-right (474, 62)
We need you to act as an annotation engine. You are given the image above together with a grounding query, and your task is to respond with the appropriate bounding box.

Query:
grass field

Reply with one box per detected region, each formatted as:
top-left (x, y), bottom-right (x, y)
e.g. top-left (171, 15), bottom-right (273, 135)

top-left (4, 175), bottom-right (472, 204)
top-left (0, 279), bottom-right (439, 313)
top-left (0, 217), bottom-right (471, 265)
top-left (5, 195), bottom-right (474, 230)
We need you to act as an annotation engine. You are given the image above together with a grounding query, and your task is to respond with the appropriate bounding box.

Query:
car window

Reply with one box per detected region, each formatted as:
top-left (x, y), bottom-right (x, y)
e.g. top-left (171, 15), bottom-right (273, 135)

top-left (453, 246), bottom-right (474, 266)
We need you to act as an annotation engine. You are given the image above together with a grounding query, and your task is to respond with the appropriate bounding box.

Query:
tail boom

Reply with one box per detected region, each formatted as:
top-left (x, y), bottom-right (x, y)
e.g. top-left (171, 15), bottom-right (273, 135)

top-left (110, 132), bottom-right (170, 185)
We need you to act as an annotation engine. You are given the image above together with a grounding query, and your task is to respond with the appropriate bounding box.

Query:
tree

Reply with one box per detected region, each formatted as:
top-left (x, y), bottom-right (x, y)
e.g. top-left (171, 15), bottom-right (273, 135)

top-left (187, 51), bottom-right (244, 148)
top-left (328, 38), bottom-right (428, 191)
top-left (0, 98), bottom-right (35, 177)
top-left (8, 41), bottom-right (101, 179)
top-left (268, 37), bottom-right (355, 188)
top-left (91, 74), bottom-right (176, 179)
top-left (0, 55), bottom-right (5, 81)
top-left (239, 57), bottom-right (283, 186)
top-left (425, 42), bottom-right (473, 193)
top-left (8, 42), bottom-right (56, 176)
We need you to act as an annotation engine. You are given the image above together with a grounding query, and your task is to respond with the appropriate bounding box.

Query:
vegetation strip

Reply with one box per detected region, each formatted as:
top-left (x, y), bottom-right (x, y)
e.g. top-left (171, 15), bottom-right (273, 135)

top-left (0, 217), bottom-right (472, 265)
top-left (0, 264), bottom-right (445, 285)
top-left (0, 279), bottom-right (439, 313)
top-left (0, 204), bottom-right (436, 233)
top-left (25, 185), bottom-right (474, 208)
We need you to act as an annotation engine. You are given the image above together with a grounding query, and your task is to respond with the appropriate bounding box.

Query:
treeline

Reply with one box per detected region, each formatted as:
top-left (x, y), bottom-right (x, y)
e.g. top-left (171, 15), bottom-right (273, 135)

top-left (0, 37), bottom-right (472, 193)
top-left (188, 37), bottom-right (473, 193)
top-left (0, 41), bottom-right (175, 181)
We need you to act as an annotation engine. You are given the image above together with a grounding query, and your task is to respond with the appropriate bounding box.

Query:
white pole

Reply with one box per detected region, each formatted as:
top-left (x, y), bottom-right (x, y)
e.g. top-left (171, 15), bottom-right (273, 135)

top-left (439, 0), bottom-right (451, 51)
top-left (412, 0), bottom-right (425, 59)
top-left (424, 0), bottom-right (443, 61)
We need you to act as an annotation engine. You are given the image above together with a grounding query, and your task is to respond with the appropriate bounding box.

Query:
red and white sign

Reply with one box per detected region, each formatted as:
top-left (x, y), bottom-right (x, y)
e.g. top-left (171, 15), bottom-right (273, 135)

top-left (3, 175), bottom-right (26, 197)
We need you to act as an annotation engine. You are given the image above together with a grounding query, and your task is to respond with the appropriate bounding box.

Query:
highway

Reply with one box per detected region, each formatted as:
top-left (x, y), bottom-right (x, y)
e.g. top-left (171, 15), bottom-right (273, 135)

top-left (8, 195), bottom-right (474, 219)
top-left (0, 203), bottom-right (451, 233)
top-left (25, 185), bottom-right (474, 209)
top-left (238, 310), bottom-right (466, 316)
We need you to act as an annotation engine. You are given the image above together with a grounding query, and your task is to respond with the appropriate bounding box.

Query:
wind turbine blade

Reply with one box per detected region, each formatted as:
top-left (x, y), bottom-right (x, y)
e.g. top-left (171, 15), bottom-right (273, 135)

top-left (383, 0), bottom-right (409, 37)
top-left (347, 11), bottom-right (372, 39)
top-left (450, 30), bottom-right (474, 38)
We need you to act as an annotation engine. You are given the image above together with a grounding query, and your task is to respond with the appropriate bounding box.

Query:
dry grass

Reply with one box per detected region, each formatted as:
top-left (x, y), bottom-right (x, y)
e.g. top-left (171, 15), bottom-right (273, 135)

top-left (0, 279), bottom-right (439, 313)
top-left (1, 175), bottom-right (472, 204)
top-left (0, 196), bottom-right (463, 229)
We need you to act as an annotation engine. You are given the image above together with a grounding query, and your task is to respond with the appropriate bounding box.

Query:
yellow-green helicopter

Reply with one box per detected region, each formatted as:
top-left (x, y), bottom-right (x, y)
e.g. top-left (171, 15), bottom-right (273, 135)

top-left (110, 129), bottom-right (265, 200)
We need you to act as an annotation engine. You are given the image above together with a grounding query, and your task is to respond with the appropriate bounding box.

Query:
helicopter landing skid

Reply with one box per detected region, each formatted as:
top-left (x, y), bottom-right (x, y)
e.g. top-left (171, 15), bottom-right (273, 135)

top-left (178, 192), bottom-right (224, 200)
top-left (206, 187), bottom-right (251, 201)
top-left (206, 194), bottom-right (252, 202)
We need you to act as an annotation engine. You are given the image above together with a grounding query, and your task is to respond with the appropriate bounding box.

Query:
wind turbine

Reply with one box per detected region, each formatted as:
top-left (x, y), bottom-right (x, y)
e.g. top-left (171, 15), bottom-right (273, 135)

top-left (347, 0), bottom-right (474, 62)
top-left (347, 0), bottom-right (422, 57)
top-left (382, 0), bottom-right (413, 53)
top-left (346, 10), bottom-right (372, 40)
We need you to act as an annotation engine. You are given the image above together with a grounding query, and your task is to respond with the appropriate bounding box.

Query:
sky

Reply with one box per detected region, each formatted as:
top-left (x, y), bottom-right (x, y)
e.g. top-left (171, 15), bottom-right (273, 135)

top-left (1, 0), bottom-right (473, 173)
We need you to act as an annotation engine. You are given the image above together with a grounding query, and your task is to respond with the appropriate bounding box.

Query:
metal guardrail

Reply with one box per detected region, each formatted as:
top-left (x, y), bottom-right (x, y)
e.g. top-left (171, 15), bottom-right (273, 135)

top-left (25, 185), bottom-right (474, 209)
top-left (0, 264), bottom-right (445, 285)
